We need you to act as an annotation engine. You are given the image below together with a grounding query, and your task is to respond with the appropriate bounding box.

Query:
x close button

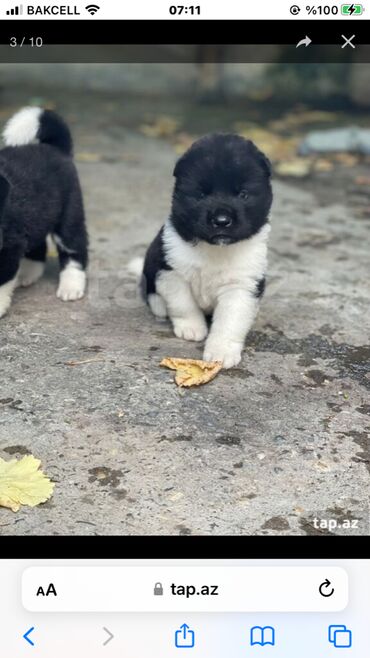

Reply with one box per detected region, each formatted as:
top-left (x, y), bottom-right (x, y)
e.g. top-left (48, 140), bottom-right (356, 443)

top-left (341, 34), bottom-right (356, 49)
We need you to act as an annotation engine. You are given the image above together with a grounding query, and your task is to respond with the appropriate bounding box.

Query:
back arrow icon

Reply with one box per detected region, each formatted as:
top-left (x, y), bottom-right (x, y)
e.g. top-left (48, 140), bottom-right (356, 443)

top-left (23, 627), bottom-right (35, 646)
top-left (103, 627), bottom-right (114, 646)
top-left (296, 36), bottom-right (312, 48)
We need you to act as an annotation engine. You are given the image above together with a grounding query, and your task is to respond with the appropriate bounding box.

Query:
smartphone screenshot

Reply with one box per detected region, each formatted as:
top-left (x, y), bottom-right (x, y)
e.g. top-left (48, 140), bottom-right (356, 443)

top-left (0, 0), bottom-right (369, 655)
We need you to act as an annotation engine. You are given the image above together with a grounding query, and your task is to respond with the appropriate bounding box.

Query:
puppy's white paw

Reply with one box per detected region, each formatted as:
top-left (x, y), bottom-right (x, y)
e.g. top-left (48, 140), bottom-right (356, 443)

top-left (57, 287), bottom-right (85, 302)
top-left (203, 339), bottom-right (243, 368)
top-left (0, 278), bottom-right (18, 318)
top-left (173, 316), bottom-right (208, 342)
top-left (57, 280), bottom-right (85, 301)
top-left (0, 301), bottom-right (11, 319)
top-left (18, 259), bottom-right (44, 287)
top-left (57, 262), bottom-right (86, 302)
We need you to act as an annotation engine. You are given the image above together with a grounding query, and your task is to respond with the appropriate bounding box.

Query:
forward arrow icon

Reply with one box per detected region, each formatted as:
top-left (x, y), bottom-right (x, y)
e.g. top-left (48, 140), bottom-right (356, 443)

top-left (103, 627), bottom-right (114, 646)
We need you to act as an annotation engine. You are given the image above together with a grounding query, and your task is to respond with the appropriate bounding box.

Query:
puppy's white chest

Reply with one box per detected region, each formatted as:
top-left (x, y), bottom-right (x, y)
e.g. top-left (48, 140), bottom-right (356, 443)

top-left (162, 221), bottom-right (270, 312)
top-left (187, 262), bottom-right (231, 311)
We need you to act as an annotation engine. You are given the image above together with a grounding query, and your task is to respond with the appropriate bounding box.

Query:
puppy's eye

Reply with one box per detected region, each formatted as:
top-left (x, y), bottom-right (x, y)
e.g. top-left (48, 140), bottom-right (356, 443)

top-left (238, 189), bottom-right (249, 200)
top-left (199, 191), bottom-right (206, 199)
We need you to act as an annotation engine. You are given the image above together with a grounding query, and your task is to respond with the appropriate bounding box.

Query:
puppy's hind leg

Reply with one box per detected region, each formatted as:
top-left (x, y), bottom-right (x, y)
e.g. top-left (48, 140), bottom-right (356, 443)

top-left (18, 240), bottom-right (47, 287)
top-left (156, 270), bottom-right (208, 342)
top-left (148, 292), bottom-right (168, 319)
top-left (0, 248), bottom-right (21, 318)
top-left (54, 186), bottom-right (88, 302)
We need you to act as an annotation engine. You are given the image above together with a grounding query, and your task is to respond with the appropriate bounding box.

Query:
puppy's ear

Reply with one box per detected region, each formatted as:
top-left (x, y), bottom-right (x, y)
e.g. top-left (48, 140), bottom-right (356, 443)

top-left (242, 137), bottom-right (272, 179)
top-left (0, 175), bottom-right (10, 215)
top-left (258, 151), bottom-right (272, 178)
top-left (174, 135), bottom-right (211, 178)
top-left (173, 152), bottom-right (189, 179)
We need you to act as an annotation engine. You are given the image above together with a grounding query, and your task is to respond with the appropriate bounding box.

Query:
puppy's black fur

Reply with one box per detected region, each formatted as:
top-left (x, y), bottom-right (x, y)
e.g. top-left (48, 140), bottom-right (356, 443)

top-left (0, 107), bottom-right (88, 315)
top-left (141, 227), bottom-right (171, 299)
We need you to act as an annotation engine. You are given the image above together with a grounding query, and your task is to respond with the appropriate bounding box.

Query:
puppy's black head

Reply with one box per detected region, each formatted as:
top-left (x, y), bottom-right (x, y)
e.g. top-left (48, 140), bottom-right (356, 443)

top-left (171, 133), bottom-right (272, 245)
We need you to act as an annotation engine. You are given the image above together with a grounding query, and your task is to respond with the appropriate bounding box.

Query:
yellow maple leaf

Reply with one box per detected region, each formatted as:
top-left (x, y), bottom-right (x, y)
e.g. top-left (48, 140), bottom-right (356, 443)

top-left (160, 357), bottom-right (222, 387)
top-left (0, 455), bottom-right (55, 512)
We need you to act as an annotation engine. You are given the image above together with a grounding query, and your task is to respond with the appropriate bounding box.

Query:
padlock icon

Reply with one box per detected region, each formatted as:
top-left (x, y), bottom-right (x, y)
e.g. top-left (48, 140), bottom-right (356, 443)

top-left (154, 582), bottom-right (164, 596)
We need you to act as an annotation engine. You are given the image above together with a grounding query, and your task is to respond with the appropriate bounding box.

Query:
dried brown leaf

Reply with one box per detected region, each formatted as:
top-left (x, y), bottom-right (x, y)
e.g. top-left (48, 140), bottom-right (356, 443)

top-left (313, 158), bottom-right (334, 172)
top-left (234, 125), bottom-right (299, 162)
top-left (75, 152), bottom-right (103, 163)
top-left (275, 158), bottom-right (313, 178)
top-left (354, 176), bottom-right (370, 185)
top-left (269, 110), bottom-right (339, 131)
top-left (139, 116), bottom-right (180, 138)
top-left (160, 357), bottom-right (222, 387)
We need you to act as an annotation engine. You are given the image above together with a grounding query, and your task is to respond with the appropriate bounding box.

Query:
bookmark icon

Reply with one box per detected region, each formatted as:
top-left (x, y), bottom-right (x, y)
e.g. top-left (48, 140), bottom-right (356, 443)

top-left (250, 625), bottom-right (276, 646)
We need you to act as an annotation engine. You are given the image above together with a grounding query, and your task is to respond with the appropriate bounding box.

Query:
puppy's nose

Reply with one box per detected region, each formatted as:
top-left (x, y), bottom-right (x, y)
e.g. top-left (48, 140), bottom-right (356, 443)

top-left (212, 215), bottom-right (232, 228)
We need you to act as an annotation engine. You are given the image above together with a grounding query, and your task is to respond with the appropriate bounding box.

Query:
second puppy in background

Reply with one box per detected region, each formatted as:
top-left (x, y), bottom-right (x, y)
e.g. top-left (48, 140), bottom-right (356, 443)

top-left (0, 107), bottom-right (88, 319)
top-left (138, 133), bottom-right (273, 368)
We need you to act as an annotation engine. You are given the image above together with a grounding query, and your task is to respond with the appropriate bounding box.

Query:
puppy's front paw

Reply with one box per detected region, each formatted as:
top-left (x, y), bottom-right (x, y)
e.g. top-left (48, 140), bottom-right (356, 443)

top-left (203, 338), bottom-right (243, 369)
top-left (57, 282), bottom-right (85, 301)
top-left (57, 264), bottom-right (86, 302)
top-left (173, 316), bottom-right (208, 342)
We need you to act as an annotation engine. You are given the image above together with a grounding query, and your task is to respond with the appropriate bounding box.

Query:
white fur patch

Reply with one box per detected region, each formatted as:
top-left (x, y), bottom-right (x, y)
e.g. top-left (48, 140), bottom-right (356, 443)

top-left (57, 260), bottom-right (86, 302)
top-left (53, 234), bottom-right (76, 255)
top-left (17, 258), bottom-right (44, 288)
top-left (156, 269), bottom-right (208, 342)
top-left (128, 256), bottom-right (144, 277)
top-left (0, 275), bottom-right (18, 318)
top-left (162, 221), bottom-right (270, 312)
top-left (148, 293), bottom-right (167, 318)
top-left (158, 221), bottom-right (270, 367)
top-left (3, 107), bottom-right (42, 147)
top-left (173, 315), bottom-right (208, 342)
top-left (203, 339), bottom-right (244, 369)
top-left (203, 287), bottom-right (259, 367)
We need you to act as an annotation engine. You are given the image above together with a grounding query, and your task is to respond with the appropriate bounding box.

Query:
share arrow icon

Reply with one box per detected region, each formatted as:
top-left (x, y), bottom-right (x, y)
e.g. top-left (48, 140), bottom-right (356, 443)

top-left (296, 36), bottom-right (312, 48)
top-left (175, 623), bottom-right (196, 648)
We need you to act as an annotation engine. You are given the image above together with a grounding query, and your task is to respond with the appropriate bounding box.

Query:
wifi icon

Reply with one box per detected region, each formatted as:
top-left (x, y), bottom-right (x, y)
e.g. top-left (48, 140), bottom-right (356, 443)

top-left (86, 4), bottom-right (100, 15)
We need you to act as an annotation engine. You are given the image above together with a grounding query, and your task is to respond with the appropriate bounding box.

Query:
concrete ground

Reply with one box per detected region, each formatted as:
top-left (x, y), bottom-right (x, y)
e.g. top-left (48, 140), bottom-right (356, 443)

top-left (0, 89), bottom-right (369, 536)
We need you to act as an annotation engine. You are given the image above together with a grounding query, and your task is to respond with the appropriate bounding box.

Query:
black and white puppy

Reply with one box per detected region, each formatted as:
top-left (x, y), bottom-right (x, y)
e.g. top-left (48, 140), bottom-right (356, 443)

top-left (140, 133), bottom-right (273, 368)
top-left (0, 107), bottom-right (88, 318)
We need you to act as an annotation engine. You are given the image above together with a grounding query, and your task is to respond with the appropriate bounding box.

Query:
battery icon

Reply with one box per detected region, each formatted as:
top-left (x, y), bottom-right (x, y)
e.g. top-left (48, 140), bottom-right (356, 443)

top-left (341, 4), bottom-right (364, 14)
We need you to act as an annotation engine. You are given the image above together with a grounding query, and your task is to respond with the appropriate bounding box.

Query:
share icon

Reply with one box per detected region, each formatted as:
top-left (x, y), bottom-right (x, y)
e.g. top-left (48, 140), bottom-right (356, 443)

top-left (296, 35), bottom-right (312, 47)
